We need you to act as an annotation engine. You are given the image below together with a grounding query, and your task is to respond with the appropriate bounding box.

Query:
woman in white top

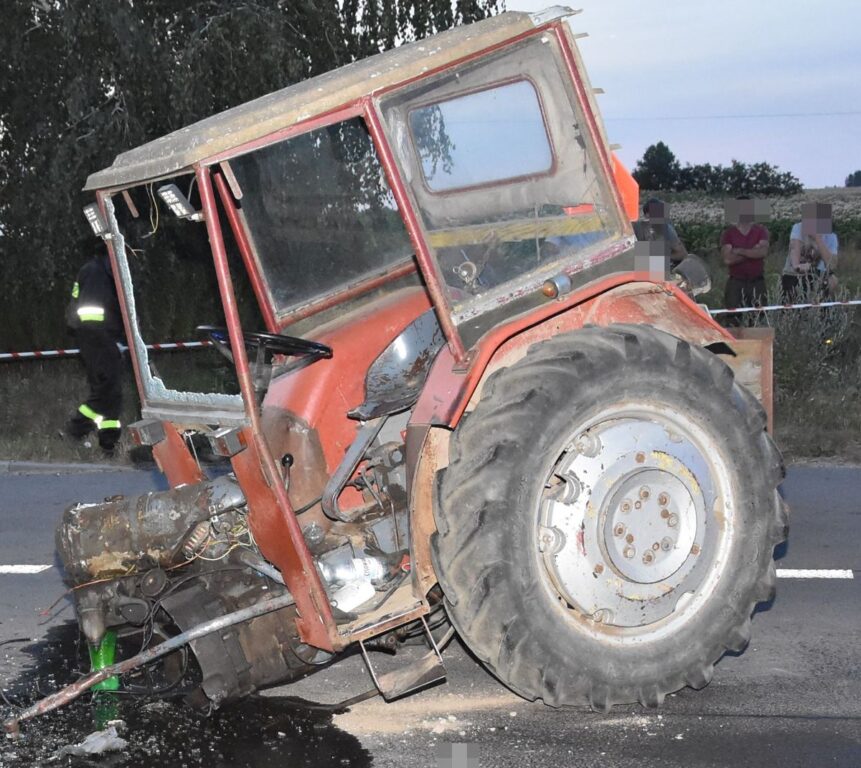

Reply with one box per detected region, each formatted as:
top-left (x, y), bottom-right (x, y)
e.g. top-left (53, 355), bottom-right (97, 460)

top-left (780, 203), bottom-right (839, 302)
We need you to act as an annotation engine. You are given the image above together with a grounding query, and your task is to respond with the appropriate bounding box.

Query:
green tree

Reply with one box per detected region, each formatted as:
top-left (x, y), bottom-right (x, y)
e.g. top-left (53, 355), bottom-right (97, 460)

top-left (635, 142), bottom-right (802, 195)
top-left (846, 170), bottom-right (861, 187)
top-left (632, 141), bottom-right (681, 191)
top-left (0, 0), bottom-right (499, 350)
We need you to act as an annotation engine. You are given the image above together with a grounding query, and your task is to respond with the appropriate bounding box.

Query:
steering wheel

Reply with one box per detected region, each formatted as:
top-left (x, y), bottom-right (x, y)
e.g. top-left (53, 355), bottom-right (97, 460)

top-left (196, 325), bottom-right (333, 366)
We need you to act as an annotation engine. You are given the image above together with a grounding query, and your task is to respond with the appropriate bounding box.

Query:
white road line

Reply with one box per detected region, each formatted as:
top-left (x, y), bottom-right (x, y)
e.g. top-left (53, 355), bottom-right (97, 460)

top-left (0, 564), bottom-right (53, 574)
top-left (776, 569), bottom-right (854, 579)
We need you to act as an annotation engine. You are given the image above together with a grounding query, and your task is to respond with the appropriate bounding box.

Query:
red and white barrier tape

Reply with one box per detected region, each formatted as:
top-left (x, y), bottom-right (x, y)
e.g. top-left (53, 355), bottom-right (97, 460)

top-left (0, 340), bottom-right (211, 362)
top-left (3, 298), bottom-right (861, 361)
top-left (707, 298), bottom-right (861, 315)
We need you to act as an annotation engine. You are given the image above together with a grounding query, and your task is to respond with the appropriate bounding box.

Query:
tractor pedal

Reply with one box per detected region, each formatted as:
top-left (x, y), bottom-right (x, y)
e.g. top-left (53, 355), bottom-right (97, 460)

top-left (359, 617), bottom-right (446, 701)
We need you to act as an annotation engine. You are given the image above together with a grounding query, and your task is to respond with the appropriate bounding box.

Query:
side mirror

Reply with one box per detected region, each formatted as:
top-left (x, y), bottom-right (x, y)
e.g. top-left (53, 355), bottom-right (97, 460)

top-left (672, 254), bottom-right (711, 297)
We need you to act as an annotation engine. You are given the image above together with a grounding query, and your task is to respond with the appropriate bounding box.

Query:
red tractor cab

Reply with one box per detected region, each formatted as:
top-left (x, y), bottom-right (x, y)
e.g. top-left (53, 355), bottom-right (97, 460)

top-left (9, 8), bottom-right (785, 731)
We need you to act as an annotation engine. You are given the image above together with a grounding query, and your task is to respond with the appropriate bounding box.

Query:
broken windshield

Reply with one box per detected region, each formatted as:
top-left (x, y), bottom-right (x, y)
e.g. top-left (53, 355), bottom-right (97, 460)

top-left (106, 178), bottom-right (263, 425)
top-left (225, 117), bottom-right (415, 319)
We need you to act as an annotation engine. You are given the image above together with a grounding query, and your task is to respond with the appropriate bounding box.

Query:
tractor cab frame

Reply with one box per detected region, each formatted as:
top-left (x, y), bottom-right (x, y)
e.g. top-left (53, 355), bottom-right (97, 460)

top-left (11, 7), bottom-right (781, 728)
top-left (85, 7), bottom-right (660, 652)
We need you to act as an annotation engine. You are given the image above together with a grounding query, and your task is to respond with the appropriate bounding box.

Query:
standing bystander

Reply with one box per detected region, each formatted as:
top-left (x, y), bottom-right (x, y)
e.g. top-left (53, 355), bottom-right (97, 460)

top-left (633, 198), bottom-right (689, 268)
top-left (720, 196), bottom-right (770, 323)
top-left (65, 247), bottom-right (124, 453)
top-left (780, 202), bottom-right (839, 302)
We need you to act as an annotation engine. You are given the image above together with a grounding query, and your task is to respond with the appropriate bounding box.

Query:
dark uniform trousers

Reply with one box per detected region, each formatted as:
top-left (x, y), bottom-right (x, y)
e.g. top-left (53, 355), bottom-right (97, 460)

top-left (66, 255), bottom-right (123, 450)
top-left (67, 327), bottom-right (122, 449)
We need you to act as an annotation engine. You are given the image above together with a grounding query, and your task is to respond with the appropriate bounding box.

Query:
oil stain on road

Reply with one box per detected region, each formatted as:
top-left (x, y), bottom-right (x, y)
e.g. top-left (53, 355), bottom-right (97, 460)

top-left (0, 622), bottom-right (371, 767)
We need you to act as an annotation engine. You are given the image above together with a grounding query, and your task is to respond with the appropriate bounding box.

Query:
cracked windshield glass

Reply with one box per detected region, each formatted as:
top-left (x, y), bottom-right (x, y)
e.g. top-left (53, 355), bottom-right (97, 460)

top-left (109, 178), bottom-right (262, 399)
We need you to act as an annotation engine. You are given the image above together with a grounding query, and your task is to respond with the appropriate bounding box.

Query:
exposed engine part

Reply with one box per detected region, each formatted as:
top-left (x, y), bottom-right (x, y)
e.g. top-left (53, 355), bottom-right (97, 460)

top-left (139, 567), bottom-right (168, 598)
top-left (238, 548), bottom-right (285, 584)
top-left (182, 521), bottom-right (211, 559)
top-left (56, 475), bottom-right (246, 584)
top-left (302, 522), bottom-right (326, 548)
top-left (318, 547), bottom-right (387, 586)
top-left (322, 416), bottom-right (387, 522)
top-left (317, 544), bottom-right (389, 612)
top-left (50, 430), bottom-right (420, 721)
top-left (160, 575), bottom-right (317, 708)
top-left (330, 580), bottom-right (375, 612)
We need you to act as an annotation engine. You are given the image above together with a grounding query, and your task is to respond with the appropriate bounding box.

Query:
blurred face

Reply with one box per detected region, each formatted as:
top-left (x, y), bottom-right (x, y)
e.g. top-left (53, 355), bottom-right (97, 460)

top-left (801, 202), bottom-right (833, 236)
top-left (724, 197), bottom-right (771, 227)
top-left (644, 201), bottom-right (666, 222)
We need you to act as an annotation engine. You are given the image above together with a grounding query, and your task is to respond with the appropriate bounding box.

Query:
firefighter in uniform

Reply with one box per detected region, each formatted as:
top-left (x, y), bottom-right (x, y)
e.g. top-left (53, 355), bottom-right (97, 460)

top-left (65, 248), bottom-right (123, 452)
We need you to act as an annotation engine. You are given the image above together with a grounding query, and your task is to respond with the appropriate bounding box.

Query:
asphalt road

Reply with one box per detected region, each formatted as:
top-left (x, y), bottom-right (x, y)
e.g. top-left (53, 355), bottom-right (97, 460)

top-left (0, 463), bottom-right (859, 767)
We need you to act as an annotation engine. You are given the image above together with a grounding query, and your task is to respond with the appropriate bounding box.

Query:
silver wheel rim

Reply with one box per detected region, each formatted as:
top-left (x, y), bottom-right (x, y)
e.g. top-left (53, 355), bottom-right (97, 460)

top-left (537, 401), bottom-right (736, 644)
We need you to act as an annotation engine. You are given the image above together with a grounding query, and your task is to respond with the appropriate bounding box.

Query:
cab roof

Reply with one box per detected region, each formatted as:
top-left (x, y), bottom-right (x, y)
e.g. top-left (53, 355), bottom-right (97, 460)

top-left (84, 9), bottom-right (575, 192)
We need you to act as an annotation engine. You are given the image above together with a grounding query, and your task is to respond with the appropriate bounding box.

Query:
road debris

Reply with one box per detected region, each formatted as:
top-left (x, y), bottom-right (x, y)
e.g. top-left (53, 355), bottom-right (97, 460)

top-left (56, 723), bottom-right (128, 757)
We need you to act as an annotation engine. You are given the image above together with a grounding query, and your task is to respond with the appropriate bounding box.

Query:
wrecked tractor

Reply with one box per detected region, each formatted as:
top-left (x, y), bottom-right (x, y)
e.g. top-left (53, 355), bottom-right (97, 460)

top-left (9, 6), bottom-right (788, 732)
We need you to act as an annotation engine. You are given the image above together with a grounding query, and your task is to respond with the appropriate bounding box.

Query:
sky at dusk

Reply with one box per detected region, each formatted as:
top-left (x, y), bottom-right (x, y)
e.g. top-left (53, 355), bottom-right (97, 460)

top-left (511, 1), bottom-right (861, 188)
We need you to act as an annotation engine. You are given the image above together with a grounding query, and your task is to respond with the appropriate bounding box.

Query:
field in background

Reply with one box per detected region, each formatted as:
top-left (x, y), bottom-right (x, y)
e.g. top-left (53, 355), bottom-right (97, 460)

top-left (668, 187), bottom-right (861, 303)
top-left (1, 188), bottom-right (860, 464)
top-left (667, 187), bottom-right (861, 461)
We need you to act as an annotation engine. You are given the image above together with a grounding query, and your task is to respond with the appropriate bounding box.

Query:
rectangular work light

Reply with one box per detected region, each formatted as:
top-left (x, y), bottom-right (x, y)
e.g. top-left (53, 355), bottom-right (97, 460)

top-left (157, 184), bottom-right (204, 221)
top-left (83, 203), bottom-right (111, 239)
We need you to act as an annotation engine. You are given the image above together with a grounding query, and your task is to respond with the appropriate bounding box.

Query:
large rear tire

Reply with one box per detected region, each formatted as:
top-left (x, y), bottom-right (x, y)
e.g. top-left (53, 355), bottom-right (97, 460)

top-left (432, 324), bottom-right (787, 710)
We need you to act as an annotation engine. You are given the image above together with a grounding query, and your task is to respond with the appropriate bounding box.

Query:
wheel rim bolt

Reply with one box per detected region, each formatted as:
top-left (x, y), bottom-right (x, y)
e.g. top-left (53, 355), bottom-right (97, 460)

top-left (635, 452), bottom-right (646, 463)
top-left (574, 432), bottom-right (601, 457)
top-left (625, 533), bottom-right (634, 544)
top-left (621, 500), bottom-right (632, 513)
top-left (613, 523), bottom-right (626, 537)
top-left (658, 493), bottom-right (669, 506)
top-left (623, 545), bottom-right (636, 559)
top-left (594, 564), bottom-right (604, 575)
top-left (652, 542), bottom-right (660, 551)
top-left (668, 513), bottom-right (679, 528)
top-left (642, 551), bottom-right (654, 565)
top-left (660, 509), bottom-right (670, 519)
top-left (661, 537), bottom-right (673, 552)
top-left (639, 486), bottom-right (650, 500)
top-left (634, 501), bottom-right (642, 510)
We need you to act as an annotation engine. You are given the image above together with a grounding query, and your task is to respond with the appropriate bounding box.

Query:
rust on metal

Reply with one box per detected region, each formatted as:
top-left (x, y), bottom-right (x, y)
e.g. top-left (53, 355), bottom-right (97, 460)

top-left (56, 478), bottom-right (243, 583)
top-left (345, 602), bottom-right (430, 645)
top-left (152, 421), bottom-right (204, 488)
top-left (725, 327), bottom-right (775, 433)
top-left (408, 426), bottom-right (450, 597)
top-left (411, 280), bottom-right (733, 430)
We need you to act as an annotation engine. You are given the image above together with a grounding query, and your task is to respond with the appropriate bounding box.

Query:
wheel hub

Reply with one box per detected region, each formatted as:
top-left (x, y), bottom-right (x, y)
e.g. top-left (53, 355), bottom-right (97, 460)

top-left (603, 468), bottom-right (696, 584)
top-left (538, 405), bottom-right (730, 633)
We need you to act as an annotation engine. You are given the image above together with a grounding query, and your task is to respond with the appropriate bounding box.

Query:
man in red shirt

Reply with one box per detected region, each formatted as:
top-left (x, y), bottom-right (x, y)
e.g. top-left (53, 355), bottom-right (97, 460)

top-left (720, 196), bottom-right (770, 323)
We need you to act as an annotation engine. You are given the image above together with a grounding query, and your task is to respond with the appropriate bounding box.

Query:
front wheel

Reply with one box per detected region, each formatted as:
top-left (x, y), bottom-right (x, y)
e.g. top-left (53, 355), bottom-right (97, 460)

top-left (432, 324), bottom-right (787, 710)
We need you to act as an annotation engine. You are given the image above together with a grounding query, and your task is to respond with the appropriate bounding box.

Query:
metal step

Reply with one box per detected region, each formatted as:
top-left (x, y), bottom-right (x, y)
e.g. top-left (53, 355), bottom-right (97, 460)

top-left (359, 617), bottom-right (447, 701)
